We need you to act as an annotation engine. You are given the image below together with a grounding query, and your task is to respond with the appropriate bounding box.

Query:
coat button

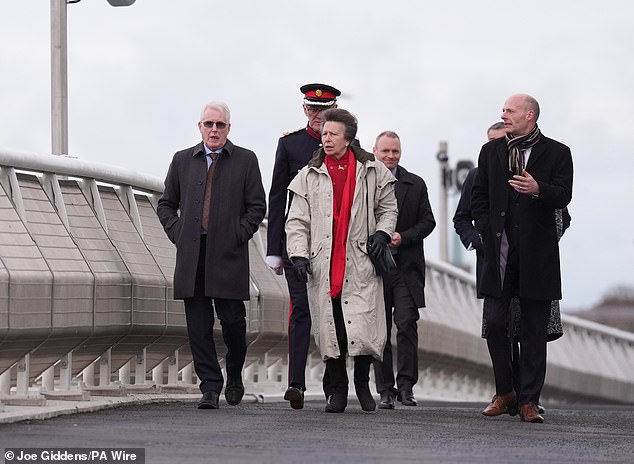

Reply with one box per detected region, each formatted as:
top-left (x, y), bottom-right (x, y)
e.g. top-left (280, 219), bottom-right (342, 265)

top-left (496, 232), bottom-right (501, 237)
top-left (500, 211), bottom-right (506, 216)
top-left (350, 341), bottom-right (355, 345)
top-left (347, 320), bottom-right (351, 324)
top-left (344, 301), bottom-right (348, 304)
top-left (194, 217), bottom-right (199, 223)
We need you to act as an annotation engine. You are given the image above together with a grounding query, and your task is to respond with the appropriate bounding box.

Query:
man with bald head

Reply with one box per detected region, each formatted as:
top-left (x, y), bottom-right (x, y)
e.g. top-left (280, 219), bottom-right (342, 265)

top-left (471, 94), bottom-right (573, 423)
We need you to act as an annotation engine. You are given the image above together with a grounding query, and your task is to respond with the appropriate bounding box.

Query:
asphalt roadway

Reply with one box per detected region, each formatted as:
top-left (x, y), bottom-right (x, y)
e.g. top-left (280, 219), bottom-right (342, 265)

top-left (1, 397), bottom-right (633, 464)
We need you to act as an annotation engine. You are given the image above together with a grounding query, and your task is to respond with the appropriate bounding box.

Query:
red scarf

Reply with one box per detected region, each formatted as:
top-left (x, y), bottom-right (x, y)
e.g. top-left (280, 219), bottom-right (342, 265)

top-left (325, 149), bottom-right (356, 297)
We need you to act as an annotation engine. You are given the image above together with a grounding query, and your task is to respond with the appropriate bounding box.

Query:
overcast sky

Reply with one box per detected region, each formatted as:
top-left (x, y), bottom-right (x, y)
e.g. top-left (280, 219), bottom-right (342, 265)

top-left (1, 0), bottom-right (632, 311)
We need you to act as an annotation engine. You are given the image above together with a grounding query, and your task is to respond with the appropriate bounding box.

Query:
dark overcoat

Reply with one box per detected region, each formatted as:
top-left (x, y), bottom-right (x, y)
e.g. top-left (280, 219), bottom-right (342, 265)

top-left (267, 127), bottom-right (321, 258)
top-left (157, 140), bottom-right (266, 300)
top-left (453, 168), bottom-right (484, 297)
top-left (471, 135), bottom-right (573, 300)
top-left (393, 165), bottom-right (436, 308)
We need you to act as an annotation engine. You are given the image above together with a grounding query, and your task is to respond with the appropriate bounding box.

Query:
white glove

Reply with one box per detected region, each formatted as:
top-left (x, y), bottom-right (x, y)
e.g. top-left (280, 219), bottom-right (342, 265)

top-left (265, 255), bottom-right (284, 275)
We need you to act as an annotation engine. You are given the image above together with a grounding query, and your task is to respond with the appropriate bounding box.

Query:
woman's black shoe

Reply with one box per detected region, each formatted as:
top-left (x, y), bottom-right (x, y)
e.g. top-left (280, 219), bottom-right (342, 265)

top-left (355, 382), bottom-right (376, 411)
top-left (324, 393), bottom-right (347, 413)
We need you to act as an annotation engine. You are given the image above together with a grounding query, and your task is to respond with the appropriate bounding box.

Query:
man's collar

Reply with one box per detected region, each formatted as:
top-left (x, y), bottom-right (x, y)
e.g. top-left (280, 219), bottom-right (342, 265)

top-left (306, 124), bottom-right (320, 141)
top-left (193, 140), bottom-right (234, 157)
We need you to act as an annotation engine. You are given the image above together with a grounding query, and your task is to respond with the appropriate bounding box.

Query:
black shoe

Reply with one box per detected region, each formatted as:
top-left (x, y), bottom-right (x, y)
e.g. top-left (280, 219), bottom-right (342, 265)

top-left (225, 378), bottom-right (245, 406)
top-left (284, 386), bottom-right (305, 410)
top-left (198, 391), bottom-right (219, 409)
top-left (399, 389), bottom-right (417, 407)
top-left (324, 393), bottom-right (347, 413)
top-left (378, 391), bottom-right (395, 410)
top-left (355, 382), bottom-right (376, 412)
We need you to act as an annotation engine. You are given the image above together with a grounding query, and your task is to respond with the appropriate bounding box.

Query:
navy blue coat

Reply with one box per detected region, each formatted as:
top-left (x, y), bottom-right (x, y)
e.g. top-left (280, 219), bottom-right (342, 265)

top-left (267, 127), bottom-right (321, 258)
top-left (453, 167), bottom-right (484, 297)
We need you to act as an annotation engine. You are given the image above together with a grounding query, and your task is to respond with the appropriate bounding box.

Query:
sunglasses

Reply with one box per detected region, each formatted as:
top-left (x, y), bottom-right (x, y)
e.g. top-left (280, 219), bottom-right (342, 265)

top-left (201, 121), bottom-right (228, 129)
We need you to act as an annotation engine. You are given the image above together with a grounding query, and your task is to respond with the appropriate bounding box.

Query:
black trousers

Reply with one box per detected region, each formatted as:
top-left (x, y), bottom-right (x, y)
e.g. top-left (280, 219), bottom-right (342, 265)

top-left (325, 298), bottom-right (372, 394)
top-left (283, 258), bottom-right (311, 390)
top-left (373, 266), bottom-right (420, 394)
top-left (184, 237), bottom-right (247, 394)
top-left (483, 251), bottom-right (550, 405)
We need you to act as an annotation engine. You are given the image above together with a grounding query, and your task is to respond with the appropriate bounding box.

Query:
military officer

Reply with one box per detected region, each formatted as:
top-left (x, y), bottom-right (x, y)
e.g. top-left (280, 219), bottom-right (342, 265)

top-left (266, 83), bottom-right (340, 409)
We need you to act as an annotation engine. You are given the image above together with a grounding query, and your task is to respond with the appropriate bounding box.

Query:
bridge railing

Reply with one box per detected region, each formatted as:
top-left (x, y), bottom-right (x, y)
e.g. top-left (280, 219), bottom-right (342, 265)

top-left (0, 148), bottom-right (632, 405)
top-left (422, 257), bottom-right (634, 403)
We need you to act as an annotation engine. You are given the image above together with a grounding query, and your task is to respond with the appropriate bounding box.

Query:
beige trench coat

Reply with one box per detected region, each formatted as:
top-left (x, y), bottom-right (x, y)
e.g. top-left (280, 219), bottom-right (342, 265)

top-left (285, 147), bottom-right (398, 361)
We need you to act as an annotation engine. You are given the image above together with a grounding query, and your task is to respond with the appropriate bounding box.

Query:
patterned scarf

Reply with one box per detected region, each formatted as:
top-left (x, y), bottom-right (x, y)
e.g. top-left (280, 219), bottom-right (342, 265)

top-left (507, 125), bottom-right (542, 176)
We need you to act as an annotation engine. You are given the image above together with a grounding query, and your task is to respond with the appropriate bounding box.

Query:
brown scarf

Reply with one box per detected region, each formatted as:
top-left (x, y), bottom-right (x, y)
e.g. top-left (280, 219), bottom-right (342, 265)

top-left (507, 125), bottom-right (542, 176)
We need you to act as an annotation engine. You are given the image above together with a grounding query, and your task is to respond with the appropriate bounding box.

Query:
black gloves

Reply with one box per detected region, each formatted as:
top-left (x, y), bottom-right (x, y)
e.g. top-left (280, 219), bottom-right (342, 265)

top-left (367, 231), bottom-right (391, 258)
top-left (291, 257), bottom-right (312, 283)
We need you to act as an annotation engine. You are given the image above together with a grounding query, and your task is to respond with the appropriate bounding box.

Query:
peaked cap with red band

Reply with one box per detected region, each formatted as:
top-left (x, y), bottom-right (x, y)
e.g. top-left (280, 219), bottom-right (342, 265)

top-left (300, 83), bottom-right (341, 107)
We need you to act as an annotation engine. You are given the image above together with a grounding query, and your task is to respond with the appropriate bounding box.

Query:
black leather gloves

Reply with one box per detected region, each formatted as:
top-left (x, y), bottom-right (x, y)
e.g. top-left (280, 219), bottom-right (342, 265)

top-left (367, 231), bottom-right (391, 258)
top-left (291, 257), bottom-right (312, 283)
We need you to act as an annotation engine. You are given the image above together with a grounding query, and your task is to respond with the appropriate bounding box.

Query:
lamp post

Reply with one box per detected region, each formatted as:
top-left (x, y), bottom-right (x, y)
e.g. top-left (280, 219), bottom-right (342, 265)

top-left (436, 141), bottom-right (449, 262)
top-left (51, 0), bottom-right (68, 155)
top-left (50, 0), bottom-right (136, 156)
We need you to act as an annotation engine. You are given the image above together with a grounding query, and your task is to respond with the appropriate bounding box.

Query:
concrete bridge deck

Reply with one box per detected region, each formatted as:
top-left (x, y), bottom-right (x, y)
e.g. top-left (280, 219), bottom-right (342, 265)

top-left (1, 395), bottom-right (633, 464)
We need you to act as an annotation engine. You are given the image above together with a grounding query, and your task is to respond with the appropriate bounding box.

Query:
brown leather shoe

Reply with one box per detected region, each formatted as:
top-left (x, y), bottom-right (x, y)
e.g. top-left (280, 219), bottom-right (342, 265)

top-left (519, 402), bottom-right (544, 423)
top-left (482, 391), bottom-right (517, 416)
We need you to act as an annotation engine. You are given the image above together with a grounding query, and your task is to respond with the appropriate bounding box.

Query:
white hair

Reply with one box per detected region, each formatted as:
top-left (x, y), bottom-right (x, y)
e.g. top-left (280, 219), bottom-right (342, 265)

top-left (200, 101), bottom-right (231, 122)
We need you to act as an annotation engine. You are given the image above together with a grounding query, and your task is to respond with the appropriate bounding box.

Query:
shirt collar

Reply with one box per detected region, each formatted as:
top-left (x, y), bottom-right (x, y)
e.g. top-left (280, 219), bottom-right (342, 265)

top-left (193, 140), bottom-right (234, 157)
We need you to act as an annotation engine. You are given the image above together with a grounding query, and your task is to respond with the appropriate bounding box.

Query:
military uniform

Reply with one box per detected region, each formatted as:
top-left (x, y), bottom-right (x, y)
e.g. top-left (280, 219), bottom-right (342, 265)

top-left (267, 126), bottom-right (322, 259)
top-left (266, 83), bottom-right (340, 407)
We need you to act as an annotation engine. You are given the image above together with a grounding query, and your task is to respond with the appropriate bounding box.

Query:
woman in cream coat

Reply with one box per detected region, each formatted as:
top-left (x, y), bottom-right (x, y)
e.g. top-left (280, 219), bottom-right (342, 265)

top-left (285, 108), bottom-right (397, 413)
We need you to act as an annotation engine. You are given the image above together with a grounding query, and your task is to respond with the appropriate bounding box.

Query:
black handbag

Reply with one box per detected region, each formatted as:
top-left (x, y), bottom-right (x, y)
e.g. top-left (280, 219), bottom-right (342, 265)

top-left (366, 176), bottom-right (397, 276)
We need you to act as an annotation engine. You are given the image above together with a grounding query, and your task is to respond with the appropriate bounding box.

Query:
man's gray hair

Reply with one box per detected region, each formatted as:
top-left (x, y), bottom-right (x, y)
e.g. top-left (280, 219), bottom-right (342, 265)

top-left (487, 122), bottom-right (505, 133)
top-left (200, 101), bottom-right (231, 122)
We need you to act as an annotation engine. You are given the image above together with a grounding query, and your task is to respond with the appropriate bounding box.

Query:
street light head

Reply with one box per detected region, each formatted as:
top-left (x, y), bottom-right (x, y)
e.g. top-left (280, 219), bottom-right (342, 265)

top-left (436, 141), bottom-right (448, 163)
top-left (106, 0), bottom-right (136, 6)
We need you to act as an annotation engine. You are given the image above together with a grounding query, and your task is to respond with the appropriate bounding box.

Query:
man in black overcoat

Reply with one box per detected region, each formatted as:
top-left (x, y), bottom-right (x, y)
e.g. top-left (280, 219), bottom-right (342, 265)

top-left (471, 94), bottom-right (573, 423)
top-left (157, 101), bottom-right (266, 409)
top-left (454, 122), bottom-right (507, 296)
top-left (371, 131), bottom-right (436, 409)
